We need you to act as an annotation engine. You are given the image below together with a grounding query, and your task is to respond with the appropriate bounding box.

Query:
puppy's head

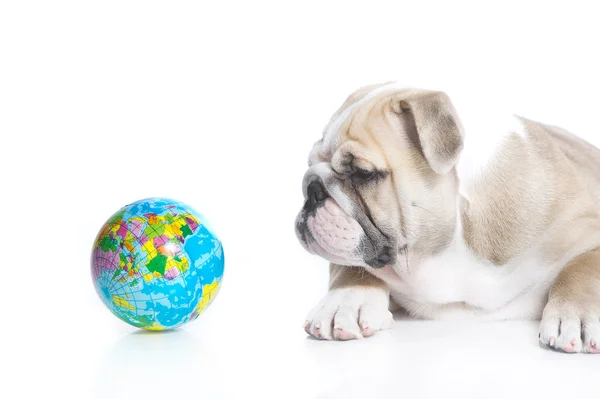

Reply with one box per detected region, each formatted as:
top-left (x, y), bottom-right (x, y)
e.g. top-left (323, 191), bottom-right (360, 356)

top-left (295, 83), bottom-right (464, 271)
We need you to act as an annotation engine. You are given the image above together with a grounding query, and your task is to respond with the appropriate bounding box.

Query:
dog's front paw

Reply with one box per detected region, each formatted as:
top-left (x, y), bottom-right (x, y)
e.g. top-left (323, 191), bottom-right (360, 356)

top-left (303, 287), bottom-right (393, 341)
top-left (539, 302), bottom-right (600, 353)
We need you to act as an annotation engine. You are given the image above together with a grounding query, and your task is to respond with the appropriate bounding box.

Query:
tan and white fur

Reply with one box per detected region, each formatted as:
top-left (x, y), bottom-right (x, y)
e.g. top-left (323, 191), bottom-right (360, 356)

top-left (295, 82), bottom-right (600, 353)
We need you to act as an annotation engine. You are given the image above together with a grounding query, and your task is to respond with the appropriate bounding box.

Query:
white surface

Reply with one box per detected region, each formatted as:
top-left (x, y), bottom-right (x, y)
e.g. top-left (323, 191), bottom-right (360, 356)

top-left (1, 1), bottom-right (600, 398)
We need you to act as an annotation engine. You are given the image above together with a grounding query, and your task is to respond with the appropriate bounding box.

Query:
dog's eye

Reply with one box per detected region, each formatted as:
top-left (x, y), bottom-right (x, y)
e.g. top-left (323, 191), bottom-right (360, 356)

top-left (351, 168), bottom-right (377, 182)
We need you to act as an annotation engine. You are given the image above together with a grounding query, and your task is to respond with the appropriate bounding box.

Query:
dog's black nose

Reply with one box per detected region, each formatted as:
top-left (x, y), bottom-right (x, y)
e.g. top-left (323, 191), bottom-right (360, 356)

top-left (305, 180), bottom-right (327, 211)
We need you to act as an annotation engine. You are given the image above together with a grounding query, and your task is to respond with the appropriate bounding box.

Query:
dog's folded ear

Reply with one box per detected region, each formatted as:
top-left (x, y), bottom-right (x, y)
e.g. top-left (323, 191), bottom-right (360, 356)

top-left (399, 92), bottom-right (464, 175)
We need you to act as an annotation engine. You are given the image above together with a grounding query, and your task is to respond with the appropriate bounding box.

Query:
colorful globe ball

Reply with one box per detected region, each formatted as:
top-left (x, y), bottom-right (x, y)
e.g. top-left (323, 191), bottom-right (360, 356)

top-left (91, 198), bottom-right (224, 330)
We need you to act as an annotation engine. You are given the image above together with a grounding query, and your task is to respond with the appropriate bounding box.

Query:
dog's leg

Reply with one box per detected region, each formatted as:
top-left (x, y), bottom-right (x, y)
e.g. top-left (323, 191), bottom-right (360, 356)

top-left (539, 248), bottom-right (600, 353)
top-left (303, 264), bottom-right (393, 340)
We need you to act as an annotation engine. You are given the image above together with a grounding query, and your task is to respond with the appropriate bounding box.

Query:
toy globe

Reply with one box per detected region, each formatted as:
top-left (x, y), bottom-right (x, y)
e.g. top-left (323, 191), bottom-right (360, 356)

top-left (91, 197), bottom-right (224, 330)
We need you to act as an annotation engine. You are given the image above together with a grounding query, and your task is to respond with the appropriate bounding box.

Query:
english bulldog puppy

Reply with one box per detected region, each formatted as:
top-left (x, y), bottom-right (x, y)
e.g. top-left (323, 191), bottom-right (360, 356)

top-left (295, 82), bottom-right (600, 353)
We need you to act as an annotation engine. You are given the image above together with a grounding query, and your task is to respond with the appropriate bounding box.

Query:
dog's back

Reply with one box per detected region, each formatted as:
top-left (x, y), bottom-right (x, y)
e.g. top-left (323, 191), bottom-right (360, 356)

top-left (543, 123), bottom-right (600, 208)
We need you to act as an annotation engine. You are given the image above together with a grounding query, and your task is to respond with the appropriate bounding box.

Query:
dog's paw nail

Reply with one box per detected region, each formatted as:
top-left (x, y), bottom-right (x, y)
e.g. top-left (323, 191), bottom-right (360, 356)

top-left (591, 339), bottom-right (597, 349)
top-left (559, 339), bottom-right (578, 353)
top-left (315, 321), bottom-right (321, 329)
top-left (361, 327), bottom-right (376, 337)
top-left (334, 328), bottom-right (356, 340)
top-left (303, 321), bottom-right (311, 333)
top-left (549, 337), bottom-right (556, 346)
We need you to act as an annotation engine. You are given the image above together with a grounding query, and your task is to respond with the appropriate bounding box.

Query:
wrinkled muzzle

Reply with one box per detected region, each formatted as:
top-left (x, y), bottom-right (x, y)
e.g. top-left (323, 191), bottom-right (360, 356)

top-left (295, 163), bottom-right (395, 268)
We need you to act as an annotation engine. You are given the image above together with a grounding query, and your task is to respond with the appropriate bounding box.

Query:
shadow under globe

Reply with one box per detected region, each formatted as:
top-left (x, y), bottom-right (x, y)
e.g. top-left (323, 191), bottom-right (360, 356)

top-left (93, 329), bottom-right (226, 399)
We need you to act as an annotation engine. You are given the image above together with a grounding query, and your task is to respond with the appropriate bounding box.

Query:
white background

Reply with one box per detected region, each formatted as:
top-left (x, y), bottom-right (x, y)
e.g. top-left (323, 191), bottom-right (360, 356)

top-left (1, 1), bottom-right (599, 398)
